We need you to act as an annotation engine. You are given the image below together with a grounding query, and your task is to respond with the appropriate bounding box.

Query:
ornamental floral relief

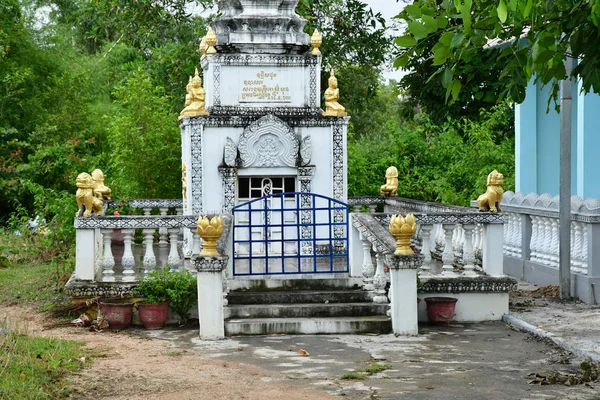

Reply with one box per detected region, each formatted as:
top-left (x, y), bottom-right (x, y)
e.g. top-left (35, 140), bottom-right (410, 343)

top-left (238, 114), bottom-right (299, 168)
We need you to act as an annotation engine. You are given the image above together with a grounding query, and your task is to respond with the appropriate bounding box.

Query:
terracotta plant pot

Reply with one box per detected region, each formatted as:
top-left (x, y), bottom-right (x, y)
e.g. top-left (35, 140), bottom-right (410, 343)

top-left (138, 303), bottom-right (169, 330)
top-left (99, 302), bottom-right (134, 328)
top-left (424, 297), bottom-right (458, 325)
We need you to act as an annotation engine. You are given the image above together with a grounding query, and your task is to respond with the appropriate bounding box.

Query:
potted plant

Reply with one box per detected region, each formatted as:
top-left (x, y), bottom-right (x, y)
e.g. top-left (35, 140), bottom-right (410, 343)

top-left (135, 268), bottom-right (171, 329)
top-left (424, 297), bottom-right (458, 325)
top-left (99, 300), bottom-right (134, 328)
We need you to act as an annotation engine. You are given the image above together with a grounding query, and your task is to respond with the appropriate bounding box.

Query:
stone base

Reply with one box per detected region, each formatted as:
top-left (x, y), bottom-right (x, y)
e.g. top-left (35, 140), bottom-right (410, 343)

top-left (504, 255), bottom-right (600, 304)
top-left (417, 293), bottom-right (508, 322)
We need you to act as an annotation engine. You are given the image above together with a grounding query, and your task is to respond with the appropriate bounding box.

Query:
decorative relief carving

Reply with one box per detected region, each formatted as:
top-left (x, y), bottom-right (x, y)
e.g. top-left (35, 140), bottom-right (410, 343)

top-left (238, 114), bottom-right (299, 168)
top-left (300, 135), bottom-right (312, 166)
top-left (224, 137), bottom-right (237, 167)
top-left (190, 124), bottom-right (203, 214)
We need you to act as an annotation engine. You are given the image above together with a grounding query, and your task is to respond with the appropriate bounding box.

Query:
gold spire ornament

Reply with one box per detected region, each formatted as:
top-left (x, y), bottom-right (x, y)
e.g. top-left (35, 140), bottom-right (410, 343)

top-left (322, 68), bottom-right (347, 117)
top-left (197, 215), bottom-right (225, 256)
top-left (205, 27), bottom-right (217, 54)
top-left (477, 170), bottom-right (504, 212)
top-left (182, 164), bottom-right (187, 202)
top-left (380, 166), bottom-right (398, 196)
top-left (310, 29), bottom-right (322, 56)
top-left (199, 36), bottom-right (208, 59)
top-left (389, 214), bottom-right (417, 255)
top-left (179, 68), bottom-right (209, 120)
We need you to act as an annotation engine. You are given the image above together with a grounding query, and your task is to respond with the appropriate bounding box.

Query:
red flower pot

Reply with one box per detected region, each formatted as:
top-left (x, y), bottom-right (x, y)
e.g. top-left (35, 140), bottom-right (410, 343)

top-left (138, 303), bottom-right (169, 330)
top-left (424, 297), bottom-right (458, 325)
top-left (100, 302), bottom-right (134, 328)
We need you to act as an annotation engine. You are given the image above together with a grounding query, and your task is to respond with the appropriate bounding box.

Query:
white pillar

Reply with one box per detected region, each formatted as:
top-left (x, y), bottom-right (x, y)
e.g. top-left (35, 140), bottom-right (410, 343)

top-left (75, 229), bottom-right (96, 280)
top-left (167, 228), bottom-right (182, 271)
top-left (192, 230), bottom-right (202, 257)
top-left (349, 223), bottom-right (364, 278)
top-left (361, 238), bottom-right (375, 290)
top-left (195, 256), bottom-right (228, 340)
top-left (386, 254), bottom-right (421, 336)
top-left (441, 224), bottom-right (457, 277)
top-left (419, 225), bottom-right (432, 277)
top-left (462, 224), bottom-right (477, 277)
top-left (142, 228), bottom-right (157, 275)
top-left (372, 252), bottom-right (387, 303)
top-left (121, 229), bottom-right (136, 282)
top-left (159, 207), bottom-right (169, 246)
top-left (100, 229), bottom-right (115, 282)
top-left (483, 223), bottom-right (504, 276)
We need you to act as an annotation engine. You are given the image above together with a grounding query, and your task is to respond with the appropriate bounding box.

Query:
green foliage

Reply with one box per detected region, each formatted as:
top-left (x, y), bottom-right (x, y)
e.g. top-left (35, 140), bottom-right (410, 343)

top-left (135, 268), bottom-right (171, 304)
top-left (0, 330), bottom-right (86, 399)
top-left (165, 270), bottom-right (198, 324)
top-left (394, 0), bottom-right (600, 108)
top-left (348, 101), bottom-right (515, 206)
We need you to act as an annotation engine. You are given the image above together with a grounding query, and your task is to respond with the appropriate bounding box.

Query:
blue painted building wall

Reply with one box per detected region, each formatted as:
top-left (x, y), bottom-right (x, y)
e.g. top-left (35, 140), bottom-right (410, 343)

top-left (514, 78), bottom-right (600, 198)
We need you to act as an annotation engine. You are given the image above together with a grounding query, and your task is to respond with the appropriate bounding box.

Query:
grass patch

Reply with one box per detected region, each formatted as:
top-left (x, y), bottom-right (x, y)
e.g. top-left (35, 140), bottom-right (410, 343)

top-left (0, 323), bottom-right (87, 399)
top-left (341, 372), bottom-right (367, 380)
top-left (364, 362), bottom-right (392, 374)
top-left (0, 232), bottom-right (73, 311)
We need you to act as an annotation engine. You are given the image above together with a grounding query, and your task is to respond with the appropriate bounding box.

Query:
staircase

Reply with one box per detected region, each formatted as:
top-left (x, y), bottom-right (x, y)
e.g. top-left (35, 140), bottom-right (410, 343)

top-left (224, 278), bottom-right (391, 335)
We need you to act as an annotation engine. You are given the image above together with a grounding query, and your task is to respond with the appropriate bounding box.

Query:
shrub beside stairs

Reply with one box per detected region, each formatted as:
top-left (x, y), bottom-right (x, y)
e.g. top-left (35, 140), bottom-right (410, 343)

top-left (224, 278), bottom-right (391, 335)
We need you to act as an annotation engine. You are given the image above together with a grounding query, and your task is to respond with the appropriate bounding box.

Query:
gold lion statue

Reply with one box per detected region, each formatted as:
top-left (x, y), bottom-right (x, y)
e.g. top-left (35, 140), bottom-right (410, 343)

top-left (76, 173), bottom-right (104, 217)
top-left (380, 166), bottom-right (398, 196)
top-left (477, 170), bottom-right (504, 212)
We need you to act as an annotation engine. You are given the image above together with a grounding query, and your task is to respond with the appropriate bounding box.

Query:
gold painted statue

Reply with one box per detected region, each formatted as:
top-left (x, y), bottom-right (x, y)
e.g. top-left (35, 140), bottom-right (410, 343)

top-left (477, 170), bottom-right (504, 212)
top-left (182, 164), bottom-right (187, 202)
top-left (179, 68), bottom-right (209, 120)
top-left (310, 29), bottom-right (322, 56)
top-left (380, 166), bottom-right (398, 196)
top-left (92, 169), bottom-right (111, 200)
top-left (75, 173), bottom-right (104, 217)
top-left (323, 69), bottom-right (347, 117)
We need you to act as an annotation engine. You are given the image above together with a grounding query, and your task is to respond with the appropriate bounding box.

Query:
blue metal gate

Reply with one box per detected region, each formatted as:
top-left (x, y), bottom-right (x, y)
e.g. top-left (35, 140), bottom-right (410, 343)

top-left (232, 192), bottom-right (349, 276)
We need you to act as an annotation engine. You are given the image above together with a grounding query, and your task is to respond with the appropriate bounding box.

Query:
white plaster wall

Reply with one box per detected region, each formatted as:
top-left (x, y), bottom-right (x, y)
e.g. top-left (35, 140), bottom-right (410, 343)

top-left (417, 293), bottom-right (509, 322)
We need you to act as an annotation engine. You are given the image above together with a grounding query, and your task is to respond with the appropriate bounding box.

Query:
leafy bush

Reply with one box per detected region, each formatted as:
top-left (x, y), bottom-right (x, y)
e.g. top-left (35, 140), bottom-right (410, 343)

top-left (166, 270), bottom-right (197, 324)
top-left (135, 268), bottom-right (171, 304)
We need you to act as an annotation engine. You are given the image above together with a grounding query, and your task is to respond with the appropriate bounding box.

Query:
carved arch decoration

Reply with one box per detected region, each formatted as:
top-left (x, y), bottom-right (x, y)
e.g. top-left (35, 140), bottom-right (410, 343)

top-left (238, 114), bottom-right (299, 168)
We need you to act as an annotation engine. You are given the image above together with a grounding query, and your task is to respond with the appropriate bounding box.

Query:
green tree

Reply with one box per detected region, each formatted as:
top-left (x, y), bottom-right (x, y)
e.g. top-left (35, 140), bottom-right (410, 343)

top-left (394, 0), bottom-right (600, 108)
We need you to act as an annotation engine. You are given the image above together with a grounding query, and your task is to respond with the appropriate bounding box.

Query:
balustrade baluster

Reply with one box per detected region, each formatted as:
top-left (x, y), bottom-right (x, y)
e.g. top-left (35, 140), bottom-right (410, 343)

top-left (441, 224), bottom-right (457, 277)
top-left (572, 222), bottom-right (581, 273)
top-left (581, 226), bottom-right (589, 275)
top-left (372, 252), bottom-right (388, 303)
top-left (538, 217), bottom-right (550, 262)
top-left (159, 207), bottom-right (169, 246)
top-left (549, 219), bottom-right (559, 267)
top-left (192, 230), bottom-right (202, 259)
top-left (167, 228), bottom-right (182, 271)
top-left (419, 225), bottom-right (433, 277)
top-left (101, 229), bottom-right (115, 282)
top-left (121, 229), bottom-right (136, 282)
top-left (368, 204), bottom-right (377, 214)
top-left (530, 216), bottom-right (540, 262)
top-left (361, 239), bottom-right (375, 290)
top-left (142, 228), bottom-right (157, 275)
top-left (462, 224), bottom-right (477, 277)
top-left (515, 215), bottom-right (523, 257)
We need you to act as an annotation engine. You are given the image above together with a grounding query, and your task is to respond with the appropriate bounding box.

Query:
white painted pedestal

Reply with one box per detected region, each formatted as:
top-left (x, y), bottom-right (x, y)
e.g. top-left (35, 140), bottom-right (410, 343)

top-left (194, 256), bottom-right (228, 340)
top-left (386, 254), bottom-right (423, 336)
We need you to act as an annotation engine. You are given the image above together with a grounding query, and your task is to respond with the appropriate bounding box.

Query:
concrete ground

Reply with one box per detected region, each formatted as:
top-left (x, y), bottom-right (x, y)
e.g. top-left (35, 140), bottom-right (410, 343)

top-left (143, 321), bottom-right (600, 399)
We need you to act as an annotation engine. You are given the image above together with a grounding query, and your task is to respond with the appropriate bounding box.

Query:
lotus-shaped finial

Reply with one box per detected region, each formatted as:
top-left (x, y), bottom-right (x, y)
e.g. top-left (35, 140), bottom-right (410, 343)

top-left (310, 29), bottom-right (322, 56)
top-left (389, 214), bottom-right (417, 255)
top-left (197, 215), bottom-right (225, 256)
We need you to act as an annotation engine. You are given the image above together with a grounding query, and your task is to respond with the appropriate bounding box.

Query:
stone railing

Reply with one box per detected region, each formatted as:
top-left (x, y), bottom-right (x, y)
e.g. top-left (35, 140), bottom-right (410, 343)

top-left (72, 212), bottom-right (232, 286)
top-left (491, 192), bottom-right (600, 299)
top-left (350, 211), bottom-right (505, 292)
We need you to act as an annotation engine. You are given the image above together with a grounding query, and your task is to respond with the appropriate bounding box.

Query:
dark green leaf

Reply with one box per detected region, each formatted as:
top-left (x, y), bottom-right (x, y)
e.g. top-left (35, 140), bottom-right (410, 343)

top-left (407, 21), bottom-right (428, 40)
top-left (395, 36), bottom-right (417, 48)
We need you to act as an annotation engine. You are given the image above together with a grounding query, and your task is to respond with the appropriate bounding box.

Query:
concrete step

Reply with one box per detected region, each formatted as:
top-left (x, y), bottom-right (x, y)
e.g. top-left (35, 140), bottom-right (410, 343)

top-left (227, 290), bottom-right (374, 305)
top-left (225, 316), bottom-right (392, 336)
top-left (225, 302), bottom-right (388, 319)
top-left (229, 277), bottom-right (363, 291)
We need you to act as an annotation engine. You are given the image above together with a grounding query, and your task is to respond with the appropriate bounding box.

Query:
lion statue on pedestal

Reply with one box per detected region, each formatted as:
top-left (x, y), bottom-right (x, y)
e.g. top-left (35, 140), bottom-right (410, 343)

top-left (75, 173), bottom-right (104, 217)
top-left (477, 170), bottom-right (504, 213)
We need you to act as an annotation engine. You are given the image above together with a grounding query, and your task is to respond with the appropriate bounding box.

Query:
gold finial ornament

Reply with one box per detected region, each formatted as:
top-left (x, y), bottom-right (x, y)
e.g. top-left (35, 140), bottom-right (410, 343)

top-left (197, 215), bottom-right (225, 256)
top-left (205, 27), bottom-right (217, 54)
top-left (322, 68), bottom-right (347, 117)
top-left (182, 164), bottom-right (187, 202)
top-left (75, 172), bottom-right (105, 217)
top-left (310, 29), bottom-right (322, 56)
top-left (179, 68), bottom-right (209, 120)
top-left (199, 36), bottom-right (208, 59)
top-left (380, 166), bottom-right (398, 196)
top-left (477, 170), bottom-right (504, 212)
top-left (389, 214), bottom-right (417, 255)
